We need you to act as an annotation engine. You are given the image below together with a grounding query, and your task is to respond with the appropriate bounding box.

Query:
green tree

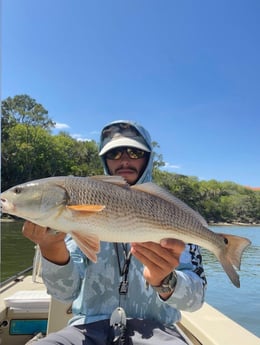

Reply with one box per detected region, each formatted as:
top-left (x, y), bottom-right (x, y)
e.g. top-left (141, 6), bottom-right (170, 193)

top-left (1, 94), bottom-right (57, 188)
top-left (50, 133), bottom-right (103, 177)
top-left (1, 95), bottom-right (55, 134)
top-left (152, 141), bottom-right (165, 170)
top-left (1, 123), bottom-right (55, 190)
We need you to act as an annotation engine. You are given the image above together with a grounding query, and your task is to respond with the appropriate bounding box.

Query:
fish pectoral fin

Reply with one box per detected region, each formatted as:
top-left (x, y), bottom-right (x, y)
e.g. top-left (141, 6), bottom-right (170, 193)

top-left (67, 204), bottom-right (105, 213)
top-left (71, 231), bottom-right (100, 263)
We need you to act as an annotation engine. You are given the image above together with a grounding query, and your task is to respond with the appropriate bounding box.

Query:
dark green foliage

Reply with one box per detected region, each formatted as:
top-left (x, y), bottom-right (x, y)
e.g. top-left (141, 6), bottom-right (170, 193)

top-left (153, 170), bottom-right (260, 224)
top-left (1, 95), bottom-right (103, 191)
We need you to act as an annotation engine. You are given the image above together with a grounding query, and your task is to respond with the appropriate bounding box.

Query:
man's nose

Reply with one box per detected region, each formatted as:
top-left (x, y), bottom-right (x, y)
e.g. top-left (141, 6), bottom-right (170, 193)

top-left (119, 151), bottom-right (130, 162)
top-left (120, 151), bottom-right (130, 166)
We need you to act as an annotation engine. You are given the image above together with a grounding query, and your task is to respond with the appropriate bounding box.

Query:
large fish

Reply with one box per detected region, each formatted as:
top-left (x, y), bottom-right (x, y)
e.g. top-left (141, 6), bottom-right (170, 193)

top-left (1, 175), bottom-right (251, 287)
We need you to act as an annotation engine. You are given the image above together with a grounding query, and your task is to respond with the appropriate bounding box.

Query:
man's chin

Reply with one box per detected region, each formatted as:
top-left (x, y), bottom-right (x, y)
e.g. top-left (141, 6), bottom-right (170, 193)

top-left (117, 172), bottom-right (137, 184)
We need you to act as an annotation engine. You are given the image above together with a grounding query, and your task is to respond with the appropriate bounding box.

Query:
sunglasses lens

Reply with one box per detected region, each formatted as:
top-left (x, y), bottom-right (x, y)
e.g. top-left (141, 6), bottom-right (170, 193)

top-left (105, 147), bottom-right (146, 160)
top-left (127, 148), bottom-right (145, 159)
top-left (105, 148), bottom-right (123, 160)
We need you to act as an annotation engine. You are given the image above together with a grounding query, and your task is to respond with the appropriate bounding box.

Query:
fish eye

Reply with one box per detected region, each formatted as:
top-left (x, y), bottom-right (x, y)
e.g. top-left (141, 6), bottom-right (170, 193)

top-left (224, 237), bottom-right (228, 245)
top-left (14, 187), bottom-right (22, 194)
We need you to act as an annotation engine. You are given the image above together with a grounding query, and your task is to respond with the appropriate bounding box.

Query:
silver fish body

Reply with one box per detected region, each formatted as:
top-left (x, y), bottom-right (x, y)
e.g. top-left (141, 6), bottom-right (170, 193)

top-left (1, 175), bottom-right (251, 287)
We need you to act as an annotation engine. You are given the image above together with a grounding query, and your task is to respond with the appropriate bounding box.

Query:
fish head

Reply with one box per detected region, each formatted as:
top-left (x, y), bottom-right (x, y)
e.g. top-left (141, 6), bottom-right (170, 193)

top-left (1, 178), bottom-right (68, 222)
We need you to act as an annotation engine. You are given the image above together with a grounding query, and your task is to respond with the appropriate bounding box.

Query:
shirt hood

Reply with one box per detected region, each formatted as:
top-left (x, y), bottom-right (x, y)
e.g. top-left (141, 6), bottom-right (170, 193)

top-left (99, 120), bottom-right (154, 184)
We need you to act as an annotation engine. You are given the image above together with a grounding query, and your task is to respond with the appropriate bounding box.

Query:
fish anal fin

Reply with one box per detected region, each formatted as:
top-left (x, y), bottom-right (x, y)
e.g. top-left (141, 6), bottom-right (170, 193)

top-left (67, 204), bottom-right (105, 213)
top-left (71, 231), bottom-right (100, 263)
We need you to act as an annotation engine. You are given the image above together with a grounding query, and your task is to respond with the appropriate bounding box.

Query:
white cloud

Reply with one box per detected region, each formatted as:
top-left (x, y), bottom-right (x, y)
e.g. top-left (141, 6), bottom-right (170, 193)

top-left (161, 162), bottom-right (181, 170)
top-left (71, 133), bottom-right (92, 142)
top-left (54, 122), bottom-right (70, 129)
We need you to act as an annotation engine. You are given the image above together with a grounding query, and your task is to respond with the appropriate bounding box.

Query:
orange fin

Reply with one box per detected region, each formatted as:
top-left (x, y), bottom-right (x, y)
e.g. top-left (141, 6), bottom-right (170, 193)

top-left (67, 204), bottom-right (105, 213)
top-left (71, 231), bottom-right (100, 262)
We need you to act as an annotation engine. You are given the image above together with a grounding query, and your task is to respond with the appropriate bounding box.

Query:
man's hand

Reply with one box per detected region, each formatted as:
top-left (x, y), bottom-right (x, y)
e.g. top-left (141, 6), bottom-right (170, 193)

top-left (131, 239), bottom-right (185, 298)
top-left (22, 221), bottom-right (69, 265)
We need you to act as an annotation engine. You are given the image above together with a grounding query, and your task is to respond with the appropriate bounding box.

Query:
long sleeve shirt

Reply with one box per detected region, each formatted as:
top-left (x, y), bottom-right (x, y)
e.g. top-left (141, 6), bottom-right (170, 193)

top-left (41, 236), bottom-right (207, 327)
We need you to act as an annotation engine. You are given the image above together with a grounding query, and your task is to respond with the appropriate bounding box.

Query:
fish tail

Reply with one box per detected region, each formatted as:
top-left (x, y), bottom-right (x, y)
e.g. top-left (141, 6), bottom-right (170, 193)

top-left (217, 233), bottom-right (251, 288)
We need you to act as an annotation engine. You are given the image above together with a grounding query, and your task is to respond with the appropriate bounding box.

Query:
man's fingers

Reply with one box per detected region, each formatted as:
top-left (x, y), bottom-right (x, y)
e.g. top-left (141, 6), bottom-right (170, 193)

top-left (131, 241), bottom-right (181, 270)
top-left (131, 243), bottom-right (167, 268)
top-left (160, 238), bottom-right (185, 254)
top-left (22, 221), bottom-right (66, 244)
top-left (22, 221), bottom-right (47, 236)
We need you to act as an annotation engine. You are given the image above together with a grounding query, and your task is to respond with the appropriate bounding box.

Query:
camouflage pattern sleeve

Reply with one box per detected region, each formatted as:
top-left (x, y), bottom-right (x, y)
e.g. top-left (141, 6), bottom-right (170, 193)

top-left (163, 244), bottom-right (207, 312)
top-left (41, 236), bottom-right (86, 302)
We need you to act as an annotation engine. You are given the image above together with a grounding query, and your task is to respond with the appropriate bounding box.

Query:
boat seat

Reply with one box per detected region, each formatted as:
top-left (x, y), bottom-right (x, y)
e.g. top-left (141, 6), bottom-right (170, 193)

top-left (4, 290), bottom-right (51, 313)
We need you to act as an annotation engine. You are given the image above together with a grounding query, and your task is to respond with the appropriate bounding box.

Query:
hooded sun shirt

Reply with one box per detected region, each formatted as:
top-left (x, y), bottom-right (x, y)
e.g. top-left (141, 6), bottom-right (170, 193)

top-left (41, 120), bottom-right (206, 329)
top-left (99, 120), bottom-right (154, 184)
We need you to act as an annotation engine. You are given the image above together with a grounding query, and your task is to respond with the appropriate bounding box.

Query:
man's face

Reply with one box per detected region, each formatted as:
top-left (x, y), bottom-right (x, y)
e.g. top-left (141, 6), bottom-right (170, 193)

top-left (105, 147), bottom-right (149, 185)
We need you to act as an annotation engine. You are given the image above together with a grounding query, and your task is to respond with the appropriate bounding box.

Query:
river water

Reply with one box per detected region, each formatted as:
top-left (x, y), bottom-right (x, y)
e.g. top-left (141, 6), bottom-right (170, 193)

top-left (1, 221), bottom-right (260, 337)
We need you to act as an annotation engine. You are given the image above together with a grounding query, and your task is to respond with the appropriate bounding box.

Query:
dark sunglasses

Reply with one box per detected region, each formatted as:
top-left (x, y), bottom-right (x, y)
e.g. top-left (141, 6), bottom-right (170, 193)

top-left (105, 147), bottom-right (147, 160)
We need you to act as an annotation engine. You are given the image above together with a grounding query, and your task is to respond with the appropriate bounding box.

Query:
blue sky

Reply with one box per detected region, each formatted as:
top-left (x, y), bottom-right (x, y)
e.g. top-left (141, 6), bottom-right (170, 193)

top-left (2, 0), bottom-right (260, 187)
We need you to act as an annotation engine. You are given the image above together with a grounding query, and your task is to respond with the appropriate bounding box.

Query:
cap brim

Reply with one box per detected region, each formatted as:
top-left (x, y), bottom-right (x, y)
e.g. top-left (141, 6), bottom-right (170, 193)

top-left (99, 137), bottom-right (151, 156)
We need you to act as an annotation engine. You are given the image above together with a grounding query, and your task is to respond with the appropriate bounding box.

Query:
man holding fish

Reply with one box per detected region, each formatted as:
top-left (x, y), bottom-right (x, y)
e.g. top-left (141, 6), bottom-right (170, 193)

top-left (20, 120), bottom-right (207, 344)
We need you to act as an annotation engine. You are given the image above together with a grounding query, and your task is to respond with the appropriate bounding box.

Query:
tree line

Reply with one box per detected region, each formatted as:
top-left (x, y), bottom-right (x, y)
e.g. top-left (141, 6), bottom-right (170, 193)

top-left (1, 95), bottom-right (260, 224)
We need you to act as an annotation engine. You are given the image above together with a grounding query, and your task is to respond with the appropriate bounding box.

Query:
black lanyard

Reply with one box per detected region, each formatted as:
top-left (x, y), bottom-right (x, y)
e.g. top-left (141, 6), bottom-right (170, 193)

top-left (114, 243), bottom-right (132, 296)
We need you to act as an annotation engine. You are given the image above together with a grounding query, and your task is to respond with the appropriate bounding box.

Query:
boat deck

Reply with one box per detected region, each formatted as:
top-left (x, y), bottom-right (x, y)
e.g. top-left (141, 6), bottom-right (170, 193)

top-left (0, 274), bottom-right (259, 345)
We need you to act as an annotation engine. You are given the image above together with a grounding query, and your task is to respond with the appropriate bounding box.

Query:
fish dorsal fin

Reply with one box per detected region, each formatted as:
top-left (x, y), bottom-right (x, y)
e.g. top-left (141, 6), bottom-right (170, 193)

top-left (89, 175), bottom-right (130, 188)
top-left (132, 182), bottom-right (208, 227)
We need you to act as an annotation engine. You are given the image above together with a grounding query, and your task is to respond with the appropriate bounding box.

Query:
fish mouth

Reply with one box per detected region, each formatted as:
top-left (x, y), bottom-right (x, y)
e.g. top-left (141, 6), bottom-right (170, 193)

top-left (0, 197), bottom-right (15, 214)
